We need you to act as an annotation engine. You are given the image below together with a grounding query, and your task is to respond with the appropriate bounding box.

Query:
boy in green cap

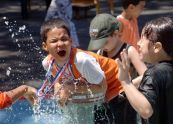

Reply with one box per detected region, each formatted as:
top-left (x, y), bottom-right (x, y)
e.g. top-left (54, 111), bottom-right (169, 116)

top-left (88, 13), bottom-right (147, 124)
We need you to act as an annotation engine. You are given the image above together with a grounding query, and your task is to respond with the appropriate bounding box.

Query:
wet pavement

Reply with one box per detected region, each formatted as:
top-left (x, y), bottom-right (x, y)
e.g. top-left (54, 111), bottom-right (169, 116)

top-left (0, 0), bottom-right (173, 91)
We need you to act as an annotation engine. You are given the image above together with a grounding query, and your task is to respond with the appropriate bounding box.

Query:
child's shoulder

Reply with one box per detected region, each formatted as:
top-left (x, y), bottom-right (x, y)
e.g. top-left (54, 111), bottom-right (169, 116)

top-left (42, 54), bottom-right (53, 70)
top-left (117, 15), bottom-right (137, 23)
top-left (156, 61), bottom-right (173, 70)
top-left (146, 61), bottom-right (173, 75)
top-left (127, 45), bottom-right (137, 54)
top-left (74, 50), bottom-right (97, 64)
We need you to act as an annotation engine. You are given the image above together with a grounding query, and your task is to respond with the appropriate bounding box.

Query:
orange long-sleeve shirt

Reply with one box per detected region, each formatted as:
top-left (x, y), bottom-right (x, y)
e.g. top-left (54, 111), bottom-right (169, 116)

top-left (0, 92), bottom-right (12, 109)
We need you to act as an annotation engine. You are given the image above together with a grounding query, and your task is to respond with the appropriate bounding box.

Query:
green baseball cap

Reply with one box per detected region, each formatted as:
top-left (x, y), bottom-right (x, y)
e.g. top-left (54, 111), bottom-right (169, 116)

top-left (88, 13), bottom-right (120, 50)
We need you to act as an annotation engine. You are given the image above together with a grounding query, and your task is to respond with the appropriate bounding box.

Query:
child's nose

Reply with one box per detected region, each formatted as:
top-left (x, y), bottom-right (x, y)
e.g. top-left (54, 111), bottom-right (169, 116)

top-left (57, 40), bottom-right (64, 46)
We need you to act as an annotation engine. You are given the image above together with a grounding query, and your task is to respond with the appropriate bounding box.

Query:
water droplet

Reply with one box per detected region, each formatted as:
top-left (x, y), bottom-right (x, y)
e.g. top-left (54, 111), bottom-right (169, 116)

top-left (3, 17), bottom-right (7, 20)
top-left (6, 67), bottom-right (12, 76)
top-left (4, 21), bottom-right (9, 25)
top-left (19, 25), bottom-right (26, 32)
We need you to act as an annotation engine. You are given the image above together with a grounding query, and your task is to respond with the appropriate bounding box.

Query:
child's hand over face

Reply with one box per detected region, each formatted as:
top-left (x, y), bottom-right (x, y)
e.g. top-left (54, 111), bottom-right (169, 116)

top-left (116, 49), bottom-right (131, 83)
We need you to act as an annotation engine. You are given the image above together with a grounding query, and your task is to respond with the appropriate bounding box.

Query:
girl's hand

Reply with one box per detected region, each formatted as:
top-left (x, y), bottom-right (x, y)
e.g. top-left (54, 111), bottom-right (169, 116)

top-left (116, 49), bottom-right (131, 83)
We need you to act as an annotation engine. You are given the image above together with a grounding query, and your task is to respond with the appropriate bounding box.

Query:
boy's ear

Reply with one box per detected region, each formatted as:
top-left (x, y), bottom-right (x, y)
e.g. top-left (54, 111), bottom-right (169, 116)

top-left (153, 42), bottom-right (162, 53)
top-left (113, 30), bottom-right (121, 38)
top-left (42, 42), bottom-right (48, 51)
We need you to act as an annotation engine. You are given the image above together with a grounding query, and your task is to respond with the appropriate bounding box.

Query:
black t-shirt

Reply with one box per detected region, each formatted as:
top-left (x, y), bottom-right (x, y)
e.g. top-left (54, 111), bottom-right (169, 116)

top-left (139, 61), bottom-right (173, 124)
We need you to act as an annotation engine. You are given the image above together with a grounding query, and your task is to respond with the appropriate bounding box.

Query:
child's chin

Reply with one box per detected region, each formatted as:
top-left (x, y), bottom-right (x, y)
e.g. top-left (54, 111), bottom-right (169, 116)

top-left (59, 55), bottom-right (68, 60)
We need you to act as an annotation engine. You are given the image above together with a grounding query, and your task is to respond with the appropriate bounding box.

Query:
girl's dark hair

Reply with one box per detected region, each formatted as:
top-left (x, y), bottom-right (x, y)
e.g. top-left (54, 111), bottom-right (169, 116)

top-left (122, 0), bottom-right (146, 9)
top-left (142, 17), bottom-right (173, 57)
top-left (40, 18), bottom-right (71, 43)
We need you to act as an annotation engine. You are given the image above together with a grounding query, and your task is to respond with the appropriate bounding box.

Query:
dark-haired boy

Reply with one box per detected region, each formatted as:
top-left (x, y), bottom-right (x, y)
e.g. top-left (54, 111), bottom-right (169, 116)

top-left (117, 17), bottom-right (173, 124)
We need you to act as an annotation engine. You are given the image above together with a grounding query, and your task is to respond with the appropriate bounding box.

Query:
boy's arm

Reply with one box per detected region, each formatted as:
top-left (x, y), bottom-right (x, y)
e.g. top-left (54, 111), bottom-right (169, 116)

top-left (116, 50), bottom-right (153, 119)
top-left (6, 85), bottom-right (36, 102)
top-left (128, 46), bottom-right (147, 75)
top-left (128, 46), bottom-right (147, 87)
top-left (55, 77), bottom-right (107, 106)
top-left (5, 85), bottom-right (28, 102)
top-left (56, 52), bottom-right (107, 106)
top-left (120, 80), bottom-right (153, 119)
top-left (61, 77), bottom-right (107, 94)
top-left (131, 75), bottom-right (143, 88)
top-left (0, 85), bottom-right (37, 109)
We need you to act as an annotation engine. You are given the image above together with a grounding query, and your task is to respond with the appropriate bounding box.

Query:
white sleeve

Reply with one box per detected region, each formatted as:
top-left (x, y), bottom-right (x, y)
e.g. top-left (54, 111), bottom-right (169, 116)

top-left (42, 57), bottom-right (49, 71)
top-left (97, 49), bottom-right (103, 55)
top-left (74, 52), bottom-right (105, 84)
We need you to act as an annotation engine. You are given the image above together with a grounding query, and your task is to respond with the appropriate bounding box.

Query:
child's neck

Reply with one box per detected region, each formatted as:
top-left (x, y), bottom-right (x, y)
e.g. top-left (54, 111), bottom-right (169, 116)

top-left (121, 11), bottom-right (133, 20)
top-left (54, 60), bottom-right (66, 68)
top-left (56, 63), bottom-right (63, 68)
top-left (156, 52), bottom-right (173, 63)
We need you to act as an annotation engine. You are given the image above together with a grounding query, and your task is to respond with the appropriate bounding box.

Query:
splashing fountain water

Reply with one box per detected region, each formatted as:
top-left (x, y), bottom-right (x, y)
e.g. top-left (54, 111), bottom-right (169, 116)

top-left (0, 17), bottom-right (105, 124)
top-left (1, 17), bottom-right (45, 87)
top-left (0, 17), bottom-right (63, 124)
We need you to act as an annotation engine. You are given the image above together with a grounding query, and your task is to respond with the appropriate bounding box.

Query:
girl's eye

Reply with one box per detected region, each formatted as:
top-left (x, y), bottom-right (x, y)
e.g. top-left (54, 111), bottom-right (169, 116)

top-left (49, 36), bottom-right (70, 43)
top-left (61, 37), bottom-right (69, 42)
top-left (50, 39), bottom-right (58, 43)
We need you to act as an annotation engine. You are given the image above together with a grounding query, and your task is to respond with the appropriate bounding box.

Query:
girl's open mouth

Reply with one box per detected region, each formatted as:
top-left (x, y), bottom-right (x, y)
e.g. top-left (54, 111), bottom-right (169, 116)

top-left (57, 50), bottom-right (66, 57)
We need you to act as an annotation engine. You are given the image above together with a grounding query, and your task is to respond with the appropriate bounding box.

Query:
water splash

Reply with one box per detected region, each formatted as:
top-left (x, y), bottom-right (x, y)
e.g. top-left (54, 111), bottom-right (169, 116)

top-left (6, 67), bottom-right (11, 76)
top-left (0, 17), bottom-right (106, 124)
top-left (1, 17), bottom-right (45, 86)
top-left (2, 17), bottom-right (44, 59)
top-left (32, 97), bottom-right (71, 124)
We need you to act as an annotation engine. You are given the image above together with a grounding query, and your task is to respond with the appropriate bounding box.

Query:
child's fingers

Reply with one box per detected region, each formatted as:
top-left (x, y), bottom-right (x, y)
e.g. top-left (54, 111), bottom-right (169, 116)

top-left (122, 49), bottom-right (130, 68)
top-left (120, 52), bottom-right (126, 69)
top-left (120, 50), bottom-right (130, 69)
top-left (116, 58), bottom-right (123, 69)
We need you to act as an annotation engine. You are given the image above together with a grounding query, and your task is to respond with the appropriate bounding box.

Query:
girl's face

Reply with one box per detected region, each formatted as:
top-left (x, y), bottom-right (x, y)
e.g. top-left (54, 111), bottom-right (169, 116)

top-left (42, 27), bottom-right (72, 65)
top-left (137, 35), bottom-right (156, 63)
